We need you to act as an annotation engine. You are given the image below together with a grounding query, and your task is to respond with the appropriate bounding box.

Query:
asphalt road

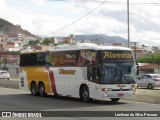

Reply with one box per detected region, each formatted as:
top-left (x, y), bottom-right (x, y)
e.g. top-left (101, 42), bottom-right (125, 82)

top-left (0, 87), bottom-right (160, 120)
top-left (0, 79), bottom-right (18, 89)
top-left (0, 79), bottom-right (160, 120)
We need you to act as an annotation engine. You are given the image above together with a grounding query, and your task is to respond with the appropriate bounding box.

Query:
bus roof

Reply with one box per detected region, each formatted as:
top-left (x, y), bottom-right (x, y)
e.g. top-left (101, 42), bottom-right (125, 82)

top-left (51, 43), bottom-right (132, 51)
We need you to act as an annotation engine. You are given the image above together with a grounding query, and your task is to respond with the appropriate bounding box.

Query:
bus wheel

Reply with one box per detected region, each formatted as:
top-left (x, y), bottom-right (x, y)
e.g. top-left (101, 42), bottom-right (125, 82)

top-left (38, 83), bottom-right (46, 97)
top-left (111, 98), bottom-right (120, 102)
top-left (80, 86), bottom-right (91, 102)
top-left (31, 82), bottom-right (38, 96)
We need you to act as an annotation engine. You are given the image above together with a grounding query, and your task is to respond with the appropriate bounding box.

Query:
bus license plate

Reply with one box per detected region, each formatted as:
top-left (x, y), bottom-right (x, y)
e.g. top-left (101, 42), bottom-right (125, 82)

top-left (118, 93), bottom-right (124, 97)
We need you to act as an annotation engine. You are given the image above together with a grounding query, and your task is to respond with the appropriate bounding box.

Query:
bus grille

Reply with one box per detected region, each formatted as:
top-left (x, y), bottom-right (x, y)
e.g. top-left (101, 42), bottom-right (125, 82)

top-left (112, 89), bottom-right (130, 91)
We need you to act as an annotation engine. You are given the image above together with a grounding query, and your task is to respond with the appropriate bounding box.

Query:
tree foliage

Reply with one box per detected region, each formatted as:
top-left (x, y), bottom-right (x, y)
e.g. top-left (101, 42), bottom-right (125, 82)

top-left (28, 40), bottom-right (39, 46)
top-left (137, 53), bottom-right (160, 63)
top-left (0, 59), bottom-right (3, 64)
top-left (42, 38), bottom-right (53, 45)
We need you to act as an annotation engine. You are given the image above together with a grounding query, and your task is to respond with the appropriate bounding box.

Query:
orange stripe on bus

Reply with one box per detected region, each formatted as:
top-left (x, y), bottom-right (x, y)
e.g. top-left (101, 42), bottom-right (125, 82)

top-left (49, 70), bottom-right (57, 94)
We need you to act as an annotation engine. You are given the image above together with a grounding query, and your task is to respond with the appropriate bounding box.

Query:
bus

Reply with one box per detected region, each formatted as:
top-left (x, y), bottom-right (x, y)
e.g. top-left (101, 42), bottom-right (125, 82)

top-left (19, 43), bottom-right (137, 102)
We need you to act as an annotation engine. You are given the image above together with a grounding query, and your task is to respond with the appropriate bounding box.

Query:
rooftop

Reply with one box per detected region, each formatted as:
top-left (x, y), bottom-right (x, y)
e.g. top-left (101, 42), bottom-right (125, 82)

top-left (51, 43), bottom-right (132, 51)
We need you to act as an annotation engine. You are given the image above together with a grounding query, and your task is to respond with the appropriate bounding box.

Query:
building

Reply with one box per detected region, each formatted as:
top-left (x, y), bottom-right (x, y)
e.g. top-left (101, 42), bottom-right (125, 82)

top-left (7, 32), bottom-right (22, 41)
top-left (53, 37), bottom-right (61, 44)
top-left (131, 46), bottom-right (144, 59)
top-left (65, 36), bottom-right (73, 44)
top-left (33, 45), bottom-right (52, 51)
top-left (138, 63), bottom-right (160, 75)
top-left (112, 43), bottom-right (123, 46)
top-left (0, 32), bottom-right (7, 43)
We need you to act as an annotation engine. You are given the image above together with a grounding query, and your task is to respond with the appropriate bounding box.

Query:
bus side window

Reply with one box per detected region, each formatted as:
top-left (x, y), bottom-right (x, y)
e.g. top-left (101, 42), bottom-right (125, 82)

top-left (77, 51), bottom-right (87, 66)
top-left (92, 63), bottom-right (100, 83)
top-left (30, 54), bottom-right (37, 66)
top-left (77, 50), bottom-right (97, 66)
top-left (87, 62), bottom-right (100, 83)
top-left (87, 62), bottom-right (93, 81)
top-left (37, 53), bottom-right (45, 66)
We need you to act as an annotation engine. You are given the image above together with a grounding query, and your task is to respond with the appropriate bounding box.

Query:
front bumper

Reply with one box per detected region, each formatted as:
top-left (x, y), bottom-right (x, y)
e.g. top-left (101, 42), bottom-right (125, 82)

top-left (101, 91), bottom-right (136, 99)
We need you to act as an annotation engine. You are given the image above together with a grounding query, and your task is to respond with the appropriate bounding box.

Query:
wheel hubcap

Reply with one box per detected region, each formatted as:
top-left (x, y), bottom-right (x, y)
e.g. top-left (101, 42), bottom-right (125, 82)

top-left (32, 86), bottom-right (36, 94)
top-left (40, 86), bottom-right (44, 95)
top-left (83, 91), bottom-right (88, 100)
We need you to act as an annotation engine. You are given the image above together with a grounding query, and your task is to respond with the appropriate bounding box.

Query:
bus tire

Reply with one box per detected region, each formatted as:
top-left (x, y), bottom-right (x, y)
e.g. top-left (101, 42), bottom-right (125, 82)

top-left (38, 82), bottom-right (46, 97)
top-left (111, 98), bottom-right (120, 102)
top-left (31, 82), bottom-right (38, 96)
top-left (80, 85), bottom-right (91, 103)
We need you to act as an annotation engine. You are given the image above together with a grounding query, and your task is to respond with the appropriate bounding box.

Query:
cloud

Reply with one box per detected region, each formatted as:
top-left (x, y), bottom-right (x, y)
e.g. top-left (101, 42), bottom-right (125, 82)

top-left (1, 0), bottom-right (160, 46)
top-left (26, 0), bottom-right (47, 6)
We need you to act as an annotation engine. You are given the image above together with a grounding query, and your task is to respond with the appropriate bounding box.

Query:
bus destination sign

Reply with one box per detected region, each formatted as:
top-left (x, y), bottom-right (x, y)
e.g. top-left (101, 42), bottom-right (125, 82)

top-left (101, 50), bottom-right (133, 61)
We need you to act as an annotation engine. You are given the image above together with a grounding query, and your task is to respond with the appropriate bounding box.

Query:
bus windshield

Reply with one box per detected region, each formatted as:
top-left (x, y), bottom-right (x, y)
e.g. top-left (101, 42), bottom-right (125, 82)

top-left (102, 62), bottom-right (136, 84)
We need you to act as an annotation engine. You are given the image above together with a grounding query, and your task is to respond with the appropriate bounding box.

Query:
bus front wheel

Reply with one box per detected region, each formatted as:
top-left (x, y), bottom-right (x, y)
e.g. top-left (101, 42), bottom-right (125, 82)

top-left (31, 82), bottom-right (38, 96)
top-left (80, 86), bottom-right (91, 102)
top-left (111, 98), bottom-right (120, 102)
top-left (38, 83), bottom-right (46, 97)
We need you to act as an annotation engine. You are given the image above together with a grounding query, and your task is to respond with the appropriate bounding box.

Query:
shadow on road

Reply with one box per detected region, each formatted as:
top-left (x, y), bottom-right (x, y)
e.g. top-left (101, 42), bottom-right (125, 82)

top-left (0, 93), bottom-right (126, 111)
top-left (46, 94), bottom-right (126, 105)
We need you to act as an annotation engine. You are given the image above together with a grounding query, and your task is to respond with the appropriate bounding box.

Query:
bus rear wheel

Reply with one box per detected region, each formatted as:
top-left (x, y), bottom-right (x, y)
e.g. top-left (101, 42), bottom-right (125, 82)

top-left (111, 98), bottom-right (120, 102)
top-left (80, 86), bottom-right (91, 102)
top-left (38, 83), bottom-right (46, 97)
top-left (31, 82), bottom-right (38, 96)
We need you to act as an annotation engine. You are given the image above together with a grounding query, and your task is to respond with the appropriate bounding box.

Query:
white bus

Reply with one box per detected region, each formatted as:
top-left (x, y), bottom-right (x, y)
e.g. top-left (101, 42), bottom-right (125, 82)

top-left (19, 43), bottom-right (137, 102)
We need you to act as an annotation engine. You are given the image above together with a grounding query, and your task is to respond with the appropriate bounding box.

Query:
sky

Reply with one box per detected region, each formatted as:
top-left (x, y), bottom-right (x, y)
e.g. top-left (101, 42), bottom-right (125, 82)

top-left (0, 0), bottom-right (160, 46)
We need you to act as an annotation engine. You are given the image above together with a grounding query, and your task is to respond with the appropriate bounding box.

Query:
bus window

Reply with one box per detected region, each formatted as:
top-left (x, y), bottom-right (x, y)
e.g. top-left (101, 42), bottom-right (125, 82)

top-left (37, 53), bottom-right (45, 66)
top-left (87, 61), bottom-right (100, 83)
top-left (46, 51), bottom-right (77, 66)
top-left (29, 54), bottom-right (37, 66)
top-left (46, 52), bottom-right (56, 66)
top-left (78, 50), bottom-right (97, 66)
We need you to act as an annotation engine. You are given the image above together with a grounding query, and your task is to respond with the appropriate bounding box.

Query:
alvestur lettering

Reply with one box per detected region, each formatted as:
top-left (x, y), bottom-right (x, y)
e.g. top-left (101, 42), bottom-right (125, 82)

top-left (104, 51), bottom-right (132, 59)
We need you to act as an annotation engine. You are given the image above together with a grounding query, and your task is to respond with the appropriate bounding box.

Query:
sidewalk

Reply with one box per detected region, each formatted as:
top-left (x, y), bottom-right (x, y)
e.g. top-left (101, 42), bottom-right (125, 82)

top-left (10, 77), bottom-right (19, 81)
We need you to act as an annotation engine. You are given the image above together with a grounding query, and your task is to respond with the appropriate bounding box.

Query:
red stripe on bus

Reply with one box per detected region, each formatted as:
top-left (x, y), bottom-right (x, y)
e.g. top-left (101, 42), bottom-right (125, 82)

top-left (49, 70), bottom-right (57, 94)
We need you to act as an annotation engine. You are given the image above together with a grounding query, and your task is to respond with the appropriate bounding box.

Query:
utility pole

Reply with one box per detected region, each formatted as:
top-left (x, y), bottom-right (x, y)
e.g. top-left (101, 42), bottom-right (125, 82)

top-left (131, 42), bottom-right (139, 60)
top-left (127, 0), bottom-right (130, 48)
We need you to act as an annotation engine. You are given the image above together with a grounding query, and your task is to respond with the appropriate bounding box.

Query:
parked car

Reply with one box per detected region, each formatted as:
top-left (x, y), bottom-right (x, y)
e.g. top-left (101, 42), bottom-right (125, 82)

top-left (0, 70), bottom-right (10, 80)
top-left (136, 74), bottom-right (160, 89)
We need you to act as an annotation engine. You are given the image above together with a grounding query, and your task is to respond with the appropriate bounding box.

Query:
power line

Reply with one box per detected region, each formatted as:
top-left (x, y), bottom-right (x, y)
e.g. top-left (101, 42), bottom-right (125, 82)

top-left (43, 0), bottom-right (160, 37)
top-left (50, 0), bottom-right (160, 5)
top-left (44, 0), bottom-right (107, 37)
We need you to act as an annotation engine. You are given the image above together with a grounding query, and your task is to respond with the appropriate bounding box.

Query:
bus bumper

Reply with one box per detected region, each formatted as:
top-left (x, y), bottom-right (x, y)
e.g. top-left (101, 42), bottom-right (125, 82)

top-left (101, 91), bottom-right (136, 99)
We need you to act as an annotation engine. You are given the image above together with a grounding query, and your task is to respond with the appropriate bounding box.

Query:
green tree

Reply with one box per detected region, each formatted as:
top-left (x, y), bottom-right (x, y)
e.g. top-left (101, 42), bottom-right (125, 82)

top-left (137, 53), bottom-right (160, 63)
top-left (0, 59), bottom-right (3, 65)
top-left (28, 40), bottom-right (39, 46)
top-left (42, 38), bottom-right (53, 45)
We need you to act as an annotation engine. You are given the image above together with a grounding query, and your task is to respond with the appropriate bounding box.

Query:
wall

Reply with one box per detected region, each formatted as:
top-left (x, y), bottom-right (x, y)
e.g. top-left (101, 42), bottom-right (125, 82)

top-left (0, 64), bottom-right (19, 78)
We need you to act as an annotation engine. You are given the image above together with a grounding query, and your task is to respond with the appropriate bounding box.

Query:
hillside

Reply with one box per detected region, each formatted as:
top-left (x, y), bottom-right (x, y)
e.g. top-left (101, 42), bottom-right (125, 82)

top-left (74, 34), bottom-right (128, 44)
top-left (56, 34), bottom-right (128, 46)
top-left (0, 18), bottom-right (34, 36)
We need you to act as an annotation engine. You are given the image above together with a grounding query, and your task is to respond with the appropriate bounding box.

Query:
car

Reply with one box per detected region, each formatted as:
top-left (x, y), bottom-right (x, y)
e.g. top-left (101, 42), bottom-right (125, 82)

top-left (136, 74), bottom-right (160, 89)
top-left (0, 70), bottom-right (10, 80)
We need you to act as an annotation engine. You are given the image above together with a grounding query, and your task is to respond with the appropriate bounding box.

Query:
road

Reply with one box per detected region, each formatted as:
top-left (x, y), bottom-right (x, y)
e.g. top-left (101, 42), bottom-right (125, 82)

top-left (0, 87), bottom-right (160, 120)
top-left (0, 79), bottom-right (18, 89)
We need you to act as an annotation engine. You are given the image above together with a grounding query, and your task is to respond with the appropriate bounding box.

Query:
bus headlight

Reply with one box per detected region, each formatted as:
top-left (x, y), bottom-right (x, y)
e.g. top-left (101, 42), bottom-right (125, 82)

top-left (102, 88), bottom-right (112, 92)
top-left (130, 85), bottom-right (137, 92)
